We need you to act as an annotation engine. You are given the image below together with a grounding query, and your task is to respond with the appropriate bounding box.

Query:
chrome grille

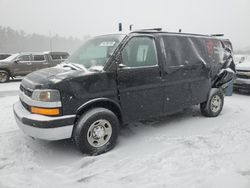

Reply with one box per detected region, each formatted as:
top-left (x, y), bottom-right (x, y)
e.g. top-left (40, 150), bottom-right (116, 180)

top-left (20, 85), bottom-right (33, 97)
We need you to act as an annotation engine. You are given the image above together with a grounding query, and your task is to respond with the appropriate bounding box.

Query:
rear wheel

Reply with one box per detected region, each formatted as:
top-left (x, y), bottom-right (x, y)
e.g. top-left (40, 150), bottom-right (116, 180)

top-left (200, 89), bottom-right (224, 117)
top-left (73, 108), bottom-right (119, 155)
top-left (0, 70), bottom-right (9, 83)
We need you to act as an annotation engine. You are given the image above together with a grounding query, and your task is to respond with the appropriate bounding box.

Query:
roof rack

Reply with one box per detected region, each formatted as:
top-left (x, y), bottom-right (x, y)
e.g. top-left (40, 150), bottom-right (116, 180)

top-left (143, 28), bottom-right (162, 31)
top-left (210, 34), bottom-right (224, 37)
top-left (131, 28), bottom-right (162, 33)
top-left (130, 29), bottom-right (224, 38)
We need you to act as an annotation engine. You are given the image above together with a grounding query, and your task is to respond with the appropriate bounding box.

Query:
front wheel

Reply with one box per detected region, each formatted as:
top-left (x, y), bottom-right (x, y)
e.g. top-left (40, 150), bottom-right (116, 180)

top-left (73, 108), bottom-right (119, 155)
top-left (200, 89), bottom-right (224, 117)
top-left (0, 70), bottom-right (9, 83)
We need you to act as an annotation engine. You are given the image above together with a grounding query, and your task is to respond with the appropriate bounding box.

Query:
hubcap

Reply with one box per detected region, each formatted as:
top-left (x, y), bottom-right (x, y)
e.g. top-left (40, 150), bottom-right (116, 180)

top-left (0, 73), bottom-right (7, 83)
top-left (210, 95), bottom-right (222, 113)
top-left (87, 119), bottom-right (112, 148)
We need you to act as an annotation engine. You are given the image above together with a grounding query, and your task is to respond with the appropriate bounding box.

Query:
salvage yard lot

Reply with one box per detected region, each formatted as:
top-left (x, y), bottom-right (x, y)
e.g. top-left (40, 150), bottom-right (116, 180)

top-left (0, 81), bottom-right (250, 188)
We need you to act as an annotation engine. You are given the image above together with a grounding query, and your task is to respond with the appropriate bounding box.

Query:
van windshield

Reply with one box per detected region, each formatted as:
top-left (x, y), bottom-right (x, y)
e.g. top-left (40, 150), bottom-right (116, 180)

top-left (2, 53), bottom-right (19, 62)
top-left (68, 34), bottom-right (126, 69)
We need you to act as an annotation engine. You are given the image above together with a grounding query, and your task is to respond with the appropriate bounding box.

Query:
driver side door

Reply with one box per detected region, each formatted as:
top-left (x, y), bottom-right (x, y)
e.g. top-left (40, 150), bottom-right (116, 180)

top-left (117, 36), bottom-right (164, 123)
top-left (13, 54), bottom-right (32, 76)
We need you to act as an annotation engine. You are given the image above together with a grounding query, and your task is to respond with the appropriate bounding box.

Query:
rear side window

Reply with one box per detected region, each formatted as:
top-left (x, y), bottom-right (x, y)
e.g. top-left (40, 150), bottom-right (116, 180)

top-left (51, 54), bottom-right (68, 60)
top-left (33, 55), bottom-right (45, 61)
top-left (205, 39), bottom-right (224, 64)
top-left (162, 35), bottom-right (207, 67)
top-left (121, 37), bottom-right (158, 67)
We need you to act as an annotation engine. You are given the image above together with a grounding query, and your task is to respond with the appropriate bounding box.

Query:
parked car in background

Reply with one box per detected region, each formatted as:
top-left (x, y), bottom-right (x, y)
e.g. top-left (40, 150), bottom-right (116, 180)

top-left (0, 53), bottom-right (11, 60)
top-left (45, 51), bottom-right (69, 64)
top-left (234, 55), bottom-right (250, 93)
top-left (0, 51), bottom-right (69, 83)
top-left (14, 30), bottom-right (235, 155)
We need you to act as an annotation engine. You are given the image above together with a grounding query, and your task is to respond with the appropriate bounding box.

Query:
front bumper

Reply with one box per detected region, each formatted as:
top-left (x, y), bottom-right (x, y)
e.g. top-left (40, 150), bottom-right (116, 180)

top-left (233, 78), bottom-right (250, 92)
top-left (13, 101), bottom-right (76, 140)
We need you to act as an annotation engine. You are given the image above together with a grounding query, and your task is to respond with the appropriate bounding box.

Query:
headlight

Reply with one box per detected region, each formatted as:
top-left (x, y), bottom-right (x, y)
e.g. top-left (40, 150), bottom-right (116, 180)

top-left (32, 90), bottom-right (61, 102)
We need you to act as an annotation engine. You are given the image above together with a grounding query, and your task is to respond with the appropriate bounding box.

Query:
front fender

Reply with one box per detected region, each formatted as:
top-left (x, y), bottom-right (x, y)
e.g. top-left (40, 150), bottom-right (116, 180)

top-left (76, 98), bottom-right (121, 114)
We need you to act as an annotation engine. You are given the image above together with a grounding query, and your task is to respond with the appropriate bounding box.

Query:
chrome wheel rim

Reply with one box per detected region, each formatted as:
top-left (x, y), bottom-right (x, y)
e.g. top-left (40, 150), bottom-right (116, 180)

top-left (210, 95), bottom-right (222, 113)
top-left (0, 72), bottom-right (7, 83)
top-left (87, 119), bottom-right (112, 148)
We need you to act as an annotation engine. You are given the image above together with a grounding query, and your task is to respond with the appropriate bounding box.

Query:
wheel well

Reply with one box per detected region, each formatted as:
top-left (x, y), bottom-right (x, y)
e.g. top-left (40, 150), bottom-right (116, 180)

top-left (75, 101), bottom-right (123, 125)
top-left (0, 68), bottom-right (11, 77)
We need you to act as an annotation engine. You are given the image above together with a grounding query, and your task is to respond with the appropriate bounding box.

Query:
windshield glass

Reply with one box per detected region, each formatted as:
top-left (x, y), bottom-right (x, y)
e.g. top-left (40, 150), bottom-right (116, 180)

top-left (68, 34), bottom-right (126, 69)
top-left (0, 54), bottom-right (11, 60)
top-left (2, 53), bottom-right (19, 62)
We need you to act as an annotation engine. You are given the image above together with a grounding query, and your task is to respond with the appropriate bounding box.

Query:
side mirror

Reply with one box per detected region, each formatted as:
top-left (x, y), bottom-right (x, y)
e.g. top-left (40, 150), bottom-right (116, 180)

top-left (118, 63), bottom-right (127, 69)
top-left (14, 59), bottom-right (20, 63)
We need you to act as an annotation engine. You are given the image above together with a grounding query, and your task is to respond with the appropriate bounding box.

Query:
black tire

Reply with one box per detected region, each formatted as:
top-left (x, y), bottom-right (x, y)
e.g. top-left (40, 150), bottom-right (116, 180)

top-left (0, 70), bottom-right (10, 83)
top-left (73, 108), bottom-right (119, 155)
top-left (200, 88), bottom-right (224, 117)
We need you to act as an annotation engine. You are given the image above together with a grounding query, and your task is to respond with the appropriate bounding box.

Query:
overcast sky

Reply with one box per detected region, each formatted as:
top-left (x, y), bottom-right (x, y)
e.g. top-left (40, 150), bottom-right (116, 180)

top-left (0, 0), bottom-right (250, 50)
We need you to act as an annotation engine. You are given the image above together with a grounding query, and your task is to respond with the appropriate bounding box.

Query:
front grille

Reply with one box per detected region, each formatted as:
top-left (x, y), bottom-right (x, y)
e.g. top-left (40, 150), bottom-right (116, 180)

top-left (20, 85), bottom-right (33, 97)
top-left (20, 99), bottom-right (30, 112)
top-left (19, 84), bottom-right (33, 112)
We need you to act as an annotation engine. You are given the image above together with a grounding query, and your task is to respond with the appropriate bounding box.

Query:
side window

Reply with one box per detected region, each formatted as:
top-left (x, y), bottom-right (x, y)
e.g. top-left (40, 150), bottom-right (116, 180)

top-left (205, 39), bottom-right (224, 64)
top-left (33, 55), bottom-right (45, 61)
top-left (51, 55), bottom-right (61, 60)
top-left (51, 54), bottom-right (69, 60)
top-left (19, 55), bottom-right (30, 62)
top-left (121, 37), bottom-right (158, 67)
top-left (61, 54), bottom-right (69, 59)
top-left (163, 35), bottom-right (208, 67)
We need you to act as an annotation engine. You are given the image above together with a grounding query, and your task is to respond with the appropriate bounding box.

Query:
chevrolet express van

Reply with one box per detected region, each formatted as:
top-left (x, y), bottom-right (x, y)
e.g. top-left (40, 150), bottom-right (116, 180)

top-left (14, 30), bottom-right (235, 155)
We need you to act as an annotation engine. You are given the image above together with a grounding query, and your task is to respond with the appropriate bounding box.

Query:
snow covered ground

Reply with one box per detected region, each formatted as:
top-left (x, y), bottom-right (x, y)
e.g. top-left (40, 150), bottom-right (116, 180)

top-left (0, 81), bottom-right (250, 188)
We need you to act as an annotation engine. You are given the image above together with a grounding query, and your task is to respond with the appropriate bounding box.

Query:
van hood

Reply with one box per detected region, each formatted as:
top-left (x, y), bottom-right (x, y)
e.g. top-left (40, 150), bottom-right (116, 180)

top-left (0, 60), bottom-right (11, 65)
top-left (21, 64), bottom-right (92, 90)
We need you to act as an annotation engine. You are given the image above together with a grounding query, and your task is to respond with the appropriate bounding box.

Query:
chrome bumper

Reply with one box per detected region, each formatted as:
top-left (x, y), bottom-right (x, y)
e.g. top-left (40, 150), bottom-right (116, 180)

top-left (13, 101), bottom-right (75, 141)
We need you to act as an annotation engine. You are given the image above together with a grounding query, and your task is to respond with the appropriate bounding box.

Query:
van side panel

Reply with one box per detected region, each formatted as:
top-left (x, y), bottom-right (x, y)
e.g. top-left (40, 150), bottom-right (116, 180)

top-left (187, 37), bottom-right (211, 104)
top-left (160, 35), bottom-right (218, 110)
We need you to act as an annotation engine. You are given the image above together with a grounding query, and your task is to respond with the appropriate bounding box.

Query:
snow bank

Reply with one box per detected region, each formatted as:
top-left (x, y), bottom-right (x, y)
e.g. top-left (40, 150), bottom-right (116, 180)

top-left (0, 96), bottom-right (19, 133)
top-left (0, 80), bottom-right (21, 92)
top-left (0, 94), bottom-right (250, 188)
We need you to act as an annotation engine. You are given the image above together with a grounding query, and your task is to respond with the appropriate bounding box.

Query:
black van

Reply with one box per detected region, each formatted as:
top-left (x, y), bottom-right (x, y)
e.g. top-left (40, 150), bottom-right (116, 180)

top-left (13, 30), bottom-right (235, 155)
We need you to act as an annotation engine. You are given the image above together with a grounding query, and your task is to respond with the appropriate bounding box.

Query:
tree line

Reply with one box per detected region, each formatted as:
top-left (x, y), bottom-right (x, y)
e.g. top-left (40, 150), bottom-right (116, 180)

top-left (0, 26), bottom-right (86, 54)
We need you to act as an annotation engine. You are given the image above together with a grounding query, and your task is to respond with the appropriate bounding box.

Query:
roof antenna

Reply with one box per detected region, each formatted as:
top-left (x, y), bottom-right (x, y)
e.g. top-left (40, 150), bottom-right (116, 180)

top-left (118, 23), bottom-right (122, 32)
top-left (129, 24), bottom-right (133, 31)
